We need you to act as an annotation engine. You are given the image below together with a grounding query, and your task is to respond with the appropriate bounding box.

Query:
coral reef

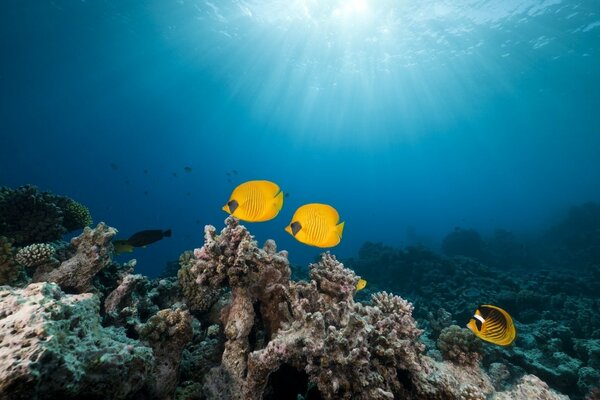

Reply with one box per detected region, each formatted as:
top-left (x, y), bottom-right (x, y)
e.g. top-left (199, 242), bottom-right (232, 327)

top-left (58, 197), bottom-right (93, 231)
top-left (442, 227), bottom-right (487, 261)
top-left (0, 282), bottom-right (153, 400)
top-left (542, 201), bottom-right (600, 269)
top-left (103, 273), bottom-right (182, 335)
top-left (32, 222), bottom-right (116, 293)
top-left (0, 236), bottom-right (25, 286)
top-left (15, 242), bottom-right (56, 267)
top-left (0, 215), bottom-right (584, 400)
top-left (346, 238), bottom-right (600, 399)
top-left (0, 185), bottom-right (91, 246)
top-left (437, 325), bottom-right (484, 367)
top-left (492, 375), bottom-right (568, 400)
top-left (179, 217), bottom-right (551, 400)
top-left (138, 308), bottom-right (193, 400)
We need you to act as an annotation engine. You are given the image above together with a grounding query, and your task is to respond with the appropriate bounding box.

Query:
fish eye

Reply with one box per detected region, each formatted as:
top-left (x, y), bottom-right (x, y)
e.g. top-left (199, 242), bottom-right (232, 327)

top-left (291, 221), bottom-right (302, 236)
top-left (475, 318), bottom-right (483, 331)
top-left (228, 199), bottom-right (239, 213)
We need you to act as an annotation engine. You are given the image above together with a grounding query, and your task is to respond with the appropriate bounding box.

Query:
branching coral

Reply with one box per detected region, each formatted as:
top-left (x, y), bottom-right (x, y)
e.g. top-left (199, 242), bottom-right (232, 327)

top-left (15, 243), bottom-right (56, 268)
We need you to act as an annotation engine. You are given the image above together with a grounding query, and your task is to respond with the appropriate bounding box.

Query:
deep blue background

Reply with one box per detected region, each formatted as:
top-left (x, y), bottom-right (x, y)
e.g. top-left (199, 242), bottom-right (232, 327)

top-left (1, 1), bottom-right (599, 277)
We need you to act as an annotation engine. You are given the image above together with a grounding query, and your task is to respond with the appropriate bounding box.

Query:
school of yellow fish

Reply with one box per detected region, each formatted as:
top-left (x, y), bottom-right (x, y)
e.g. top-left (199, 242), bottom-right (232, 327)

top-left (222, 180), bottom-right (516, 347)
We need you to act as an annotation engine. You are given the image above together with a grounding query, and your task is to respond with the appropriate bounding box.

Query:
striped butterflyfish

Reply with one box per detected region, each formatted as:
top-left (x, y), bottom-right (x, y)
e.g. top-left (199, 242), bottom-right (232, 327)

top-left (466, 305), bottom-right (516, 346)
top-left (222, 180), bottom-right (284, 222)
top-left (284, 203), bottom-right (344, 248)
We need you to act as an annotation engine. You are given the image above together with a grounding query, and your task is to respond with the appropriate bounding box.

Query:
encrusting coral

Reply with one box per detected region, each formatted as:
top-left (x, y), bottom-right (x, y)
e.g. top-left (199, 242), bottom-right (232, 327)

top-left (0, 282), bottom-right (153, 400)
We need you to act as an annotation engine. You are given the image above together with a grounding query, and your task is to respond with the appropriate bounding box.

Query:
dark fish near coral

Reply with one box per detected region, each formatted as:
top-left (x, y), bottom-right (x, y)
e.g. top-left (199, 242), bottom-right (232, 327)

top-left (127, 229), bottom-right (172, 247)
top-left (467, 305), bottom-right (516, 346)
top-left (184, 166), bottom-right (192, 173)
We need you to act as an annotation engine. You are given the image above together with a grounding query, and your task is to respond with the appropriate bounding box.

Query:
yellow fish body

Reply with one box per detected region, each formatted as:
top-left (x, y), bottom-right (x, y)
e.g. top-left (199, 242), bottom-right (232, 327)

top-left (285, 203), bottom-right (344, 248)
top-left (223, 180), bottom-right (284, 222)
top-left (356, 278), bottom-right (367, 291)
top-left (113, 240), bottom-right (134, 254)
top-left (467, 304), bottom-right (516, 346)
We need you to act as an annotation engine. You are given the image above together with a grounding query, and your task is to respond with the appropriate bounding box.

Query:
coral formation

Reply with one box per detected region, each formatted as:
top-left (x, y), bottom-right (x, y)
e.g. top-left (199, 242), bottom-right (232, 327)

top-left (0, 215), bottom-right (584, 400)
top-left (0, 185), bottom-right (91, 246)
top-left (0, 236), bottom-right (25, 286)
top-left (15, 242), bottom-right (56, 267)
top-left (543, 201), bottom-right (600, 269)
top-left (58, 197), bottom-right (93, 231)
top-left (179, 217), bottom-right (547, 400)
top-left (437, 325), bottom-right (484, 366)
top-left (103, 273), bottom-right (182, 335)
top-left (492, 375), bottom-right (568, 400)
top-left (442, 227), bottom-right (487, 260)
top-left (32, 222), bottom-right (116, 293)
top-left (139, 308), bottom-right (193, 400)
top-left (0, 282), bottom-right (153, 400)
top-left (346, 239), bottom-right (600, 399)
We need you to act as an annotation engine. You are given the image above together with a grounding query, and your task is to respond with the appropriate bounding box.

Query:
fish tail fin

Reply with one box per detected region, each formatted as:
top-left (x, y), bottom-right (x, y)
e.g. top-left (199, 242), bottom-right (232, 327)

top-left (163, 229), bottom-right (172, 238)
top-left (336, 221), bottom-right (345, 238)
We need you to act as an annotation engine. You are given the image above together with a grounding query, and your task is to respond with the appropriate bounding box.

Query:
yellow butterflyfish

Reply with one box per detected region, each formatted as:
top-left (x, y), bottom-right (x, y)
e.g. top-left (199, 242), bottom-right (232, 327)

top-left (356, 278), bottom-right (367, 291)
top-left (285, 203), bottom-right (344, 248)
top-left (222, 180), bottom-right (284, 222)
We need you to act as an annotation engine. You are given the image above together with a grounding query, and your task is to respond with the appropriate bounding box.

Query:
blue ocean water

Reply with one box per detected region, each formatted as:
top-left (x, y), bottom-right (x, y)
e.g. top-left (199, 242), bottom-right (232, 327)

top-left (1, 0), bottom-right (599, 277)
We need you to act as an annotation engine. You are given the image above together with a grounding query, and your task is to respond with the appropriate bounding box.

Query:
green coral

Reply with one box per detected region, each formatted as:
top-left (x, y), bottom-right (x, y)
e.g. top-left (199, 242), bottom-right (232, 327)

top-left (0, 185), bottom-right (93, 246)
top-left (60, 198), bottom-right (93, 231)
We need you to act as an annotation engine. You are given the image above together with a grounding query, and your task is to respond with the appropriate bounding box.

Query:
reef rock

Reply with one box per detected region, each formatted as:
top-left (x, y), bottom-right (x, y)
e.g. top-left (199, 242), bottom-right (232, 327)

top-left (139, 308), bottom-right (194, 400)
top-left (0, 282), bottom-right (153, 400)
top-left (492, 374), bottom-right (569, 399)
top-left (32, 222), bottom-right (116, 293)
